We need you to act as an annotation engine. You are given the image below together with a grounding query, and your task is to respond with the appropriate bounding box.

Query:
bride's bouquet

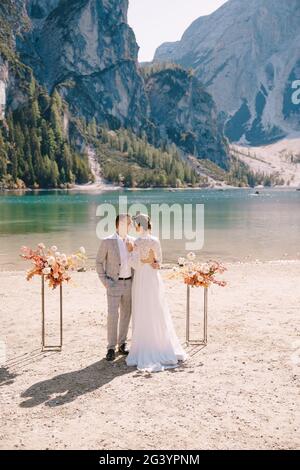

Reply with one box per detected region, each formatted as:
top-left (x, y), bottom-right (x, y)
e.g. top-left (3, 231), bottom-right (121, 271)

top-left (20, 243), bottom-right (87, 289)
top-left (170, 252), bottom-right (227, 288)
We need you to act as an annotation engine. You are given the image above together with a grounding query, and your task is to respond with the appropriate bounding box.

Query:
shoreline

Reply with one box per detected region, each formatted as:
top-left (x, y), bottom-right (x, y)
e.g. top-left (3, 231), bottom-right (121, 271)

top-left (1, 258), bottom-right (300, 273)
top-left (1, 185), bottom-right (300, 194)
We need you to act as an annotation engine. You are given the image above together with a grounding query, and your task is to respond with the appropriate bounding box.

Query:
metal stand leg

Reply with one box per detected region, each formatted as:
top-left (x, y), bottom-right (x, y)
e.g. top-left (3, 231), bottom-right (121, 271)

top-left (186, 286), bottom-right (208, 347)
top-left (204, 287), bottom-right (208, 345)
top-left (41, 275), bottom-right (63, 352)
top-left (186, 284), bottom-right (190, 345)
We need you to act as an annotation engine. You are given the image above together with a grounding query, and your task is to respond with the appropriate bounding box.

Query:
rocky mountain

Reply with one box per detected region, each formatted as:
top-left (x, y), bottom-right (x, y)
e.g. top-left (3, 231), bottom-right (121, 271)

top-left (154, 0), bottom-right (300, 146)
top-left (142, 64), bottom-right (228, 168)
top-left (19, 0), bottom-right (149, 130)
top-left (0, 1), bottom-right (30, 113)
top-left (0, 0), bottom-right (229, 189)
top-left (20, 0), bottom-right (227, 165)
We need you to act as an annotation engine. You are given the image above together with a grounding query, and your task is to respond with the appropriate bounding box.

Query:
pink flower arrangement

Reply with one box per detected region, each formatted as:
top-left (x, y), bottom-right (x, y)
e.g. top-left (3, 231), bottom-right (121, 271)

top-left (20, 243), bottom-right (87, 289)
top-left (170, 253), bottom-right (227, 289)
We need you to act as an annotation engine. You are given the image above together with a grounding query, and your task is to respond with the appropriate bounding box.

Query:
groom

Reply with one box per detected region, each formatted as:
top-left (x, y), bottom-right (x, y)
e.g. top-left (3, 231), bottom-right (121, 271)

top-left (96, 214), bottom-right (135, 361)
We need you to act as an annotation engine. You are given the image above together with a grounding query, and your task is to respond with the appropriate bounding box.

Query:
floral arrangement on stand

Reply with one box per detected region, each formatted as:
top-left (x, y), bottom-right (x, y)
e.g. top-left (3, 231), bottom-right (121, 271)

top-left (170, 252), bottom-right (227, 288)
top-left (20, 243), bottom-right (87, 289)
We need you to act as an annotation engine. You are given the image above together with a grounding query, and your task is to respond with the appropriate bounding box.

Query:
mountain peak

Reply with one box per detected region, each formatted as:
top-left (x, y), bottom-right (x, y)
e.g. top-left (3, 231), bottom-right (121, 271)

top-left (154, 0), bottom-right (300, 145)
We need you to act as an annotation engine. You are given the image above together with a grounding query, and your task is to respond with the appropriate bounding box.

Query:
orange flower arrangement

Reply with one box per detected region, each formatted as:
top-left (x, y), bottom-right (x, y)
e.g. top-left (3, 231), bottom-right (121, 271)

top-left (170, 252), bottom-right (227, 289)
top-left (20, 243), bottom-right (87, 289)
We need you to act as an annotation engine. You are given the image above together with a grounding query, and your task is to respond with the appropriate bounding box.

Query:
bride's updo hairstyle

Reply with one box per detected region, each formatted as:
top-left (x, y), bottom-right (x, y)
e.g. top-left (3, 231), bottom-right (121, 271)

top-left (133, 212), bottom-right (152, 231)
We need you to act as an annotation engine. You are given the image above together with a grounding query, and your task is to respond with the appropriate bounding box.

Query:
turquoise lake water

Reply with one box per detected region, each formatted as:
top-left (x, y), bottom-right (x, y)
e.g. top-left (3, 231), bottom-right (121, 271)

top-left (0, 188), bottom-right (299, 270)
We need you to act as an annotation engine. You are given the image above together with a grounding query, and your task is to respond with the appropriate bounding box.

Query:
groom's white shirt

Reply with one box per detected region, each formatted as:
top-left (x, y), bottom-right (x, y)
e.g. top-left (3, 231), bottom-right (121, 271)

top-left (108, 232), bottom-right (133, 278)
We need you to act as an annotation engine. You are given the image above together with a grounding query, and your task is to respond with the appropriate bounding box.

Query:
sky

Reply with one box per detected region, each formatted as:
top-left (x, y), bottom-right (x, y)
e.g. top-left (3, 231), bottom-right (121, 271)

top-left (128, 0), bottom-right (228, 62)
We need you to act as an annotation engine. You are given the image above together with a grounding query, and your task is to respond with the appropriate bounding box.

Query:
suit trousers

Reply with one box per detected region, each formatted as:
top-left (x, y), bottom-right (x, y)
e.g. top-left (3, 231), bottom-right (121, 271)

top-left (106, 279), bottom-right (132, 350)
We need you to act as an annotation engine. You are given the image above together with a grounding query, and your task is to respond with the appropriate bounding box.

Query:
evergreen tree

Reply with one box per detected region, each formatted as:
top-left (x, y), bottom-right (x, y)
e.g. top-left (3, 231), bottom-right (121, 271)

top-left (0, 85), bottom-right (90, 188)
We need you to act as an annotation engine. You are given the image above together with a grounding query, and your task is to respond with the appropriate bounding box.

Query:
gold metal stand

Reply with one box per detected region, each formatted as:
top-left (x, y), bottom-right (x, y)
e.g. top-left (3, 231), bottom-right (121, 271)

top-left (186, 285), bottom-right (208, 346)
top-left (41, 275), bottom-right (63, 352)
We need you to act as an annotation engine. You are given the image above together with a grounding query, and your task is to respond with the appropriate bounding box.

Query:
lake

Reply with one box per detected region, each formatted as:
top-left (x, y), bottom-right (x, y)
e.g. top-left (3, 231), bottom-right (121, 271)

top-left (0, 188), bottom-right (300, 270)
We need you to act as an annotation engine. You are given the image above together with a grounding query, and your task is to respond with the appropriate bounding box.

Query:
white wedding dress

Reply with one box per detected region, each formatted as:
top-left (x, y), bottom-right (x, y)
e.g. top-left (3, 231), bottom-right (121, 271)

top-left (126, 233), bottom-right (187, 372)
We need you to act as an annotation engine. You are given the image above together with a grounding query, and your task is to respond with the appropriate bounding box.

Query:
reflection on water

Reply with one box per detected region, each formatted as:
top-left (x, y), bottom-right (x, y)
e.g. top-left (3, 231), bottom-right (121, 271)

top-left (0, 188), bottom-right (300, 270)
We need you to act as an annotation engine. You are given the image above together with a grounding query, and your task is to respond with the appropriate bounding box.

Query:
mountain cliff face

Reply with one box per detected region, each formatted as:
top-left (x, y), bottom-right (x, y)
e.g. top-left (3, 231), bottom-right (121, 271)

top-left (0, 0), bottom-right (229, 188)
top-left (154, 0), bottom-right (300, 145)
top-left (19, 0), bottom-right (149, 130)
top-left (0, 0), bottom-right (30, 114)
top-left (143, 65), bottom-right (228, 167)
top-left (0, 0), bottom-right (93, 189)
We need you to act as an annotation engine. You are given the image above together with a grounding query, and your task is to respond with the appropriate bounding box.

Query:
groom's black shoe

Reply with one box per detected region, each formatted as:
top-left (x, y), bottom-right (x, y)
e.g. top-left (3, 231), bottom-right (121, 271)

top-left (106, 349), bottom-right (115, 361)
top-left (118, 343), bottom-right (129, 356)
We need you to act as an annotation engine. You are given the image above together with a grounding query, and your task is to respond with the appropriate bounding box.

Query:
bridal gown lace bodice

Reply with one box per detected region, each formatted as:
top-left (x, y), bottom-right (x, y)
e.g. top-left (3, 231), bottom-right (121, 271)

top-left (132, 235), bottom-right (162, 265)
top-left (126, 233), bottom-right (187, 372)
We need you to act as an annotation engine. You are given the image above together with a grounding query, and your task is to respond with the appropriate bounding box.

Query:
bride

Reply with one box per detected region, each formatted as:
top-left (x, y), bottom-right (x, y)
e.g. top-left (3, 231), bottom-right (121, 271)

top-left (126, 213), bottom-right (187, 372)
